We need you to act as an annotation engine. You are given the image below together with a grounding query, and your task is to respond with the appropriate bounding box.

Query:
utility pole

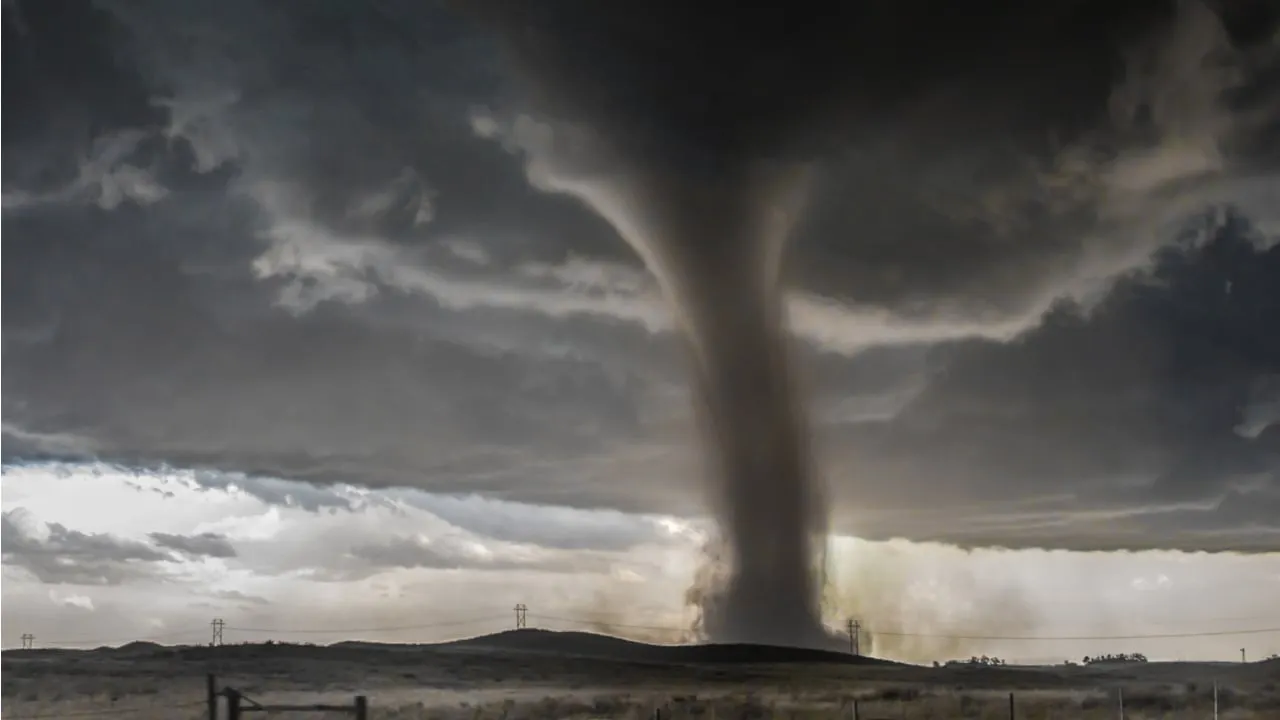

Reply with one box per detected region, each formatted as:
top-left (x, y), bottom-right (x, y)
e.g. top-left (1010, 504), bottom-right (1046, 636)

top-left (210, 618), bottom-right (225, 646)
top-left (514, 604), bottom-right (527, 629)
top-left (20, 633), bottom-right (34, 650)
top-left (846, 619), bottom-right (860, 656)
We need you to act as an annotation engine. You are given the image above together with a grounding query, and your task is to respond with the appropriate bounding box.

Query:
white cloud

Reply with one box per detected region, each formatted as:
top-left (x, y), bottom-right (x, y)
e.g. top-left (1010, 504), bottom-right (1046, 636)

top-left (2, 129), bottom-right (168, 213)
top-left (1131, 574), bottom-right (1174, 592)
top-left (193, 507), bottom-right (284, 543)
top-left (442, 238), bottom-right (492, 266)
top-left (345, 166), bottom-right (435, 227)
top-left (49, 591), bottom-right (96, 611)
top-left (153, 91), bottom-right (243, 173)
top-left (1237, 375), bottom-right (1280, 438)
top-left (96, 163), bottom-right (168, 210)
top-left (245, 179), bottom-right (674, 327)
top-left (6, 507), bottom-right (52, 544)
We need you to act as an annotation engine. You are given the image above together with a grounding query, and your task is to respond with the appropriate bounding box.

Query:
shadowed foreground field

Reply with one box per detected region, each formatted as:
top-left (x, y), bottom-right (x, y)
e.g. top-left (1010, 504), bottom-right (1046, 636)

top-left (2, 630), bottom-right (1278, 718)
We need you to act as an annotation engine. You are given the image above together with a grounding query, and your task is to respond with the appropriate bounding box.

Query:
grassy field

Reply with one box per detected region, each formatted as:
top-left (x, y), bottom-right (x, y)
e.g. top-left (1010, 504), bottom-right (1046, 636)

top-left (3, 631), bottom-right (1277, 718)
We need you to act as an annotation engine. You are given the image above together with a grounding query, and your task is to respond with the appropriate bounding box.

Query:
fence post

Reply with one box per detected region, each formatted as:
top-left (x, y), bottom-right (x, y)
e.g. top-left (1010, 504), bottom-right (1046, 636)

top-left (207, 674), bottom-right (217, 720)
top-left (354, 695), bottom-right (368, 720)
top-left (226, 687), bottom-right (242, 720)
top-left (1008, 692), bottom-right (1015, 720)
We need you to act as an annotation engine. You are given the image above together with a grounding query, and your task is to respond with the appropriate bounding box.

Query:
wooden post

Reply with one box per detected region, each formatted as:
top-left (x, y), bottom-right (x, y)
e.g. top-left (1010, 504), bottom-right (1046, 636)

top-left (226, 687), bottom-right (242, 720)
top-left (354, 695), bottom-right (368, 720)
top-left (1008, 692), bottom-right (1015, 720)
top-left (206, 674), bottom-right (218, 720)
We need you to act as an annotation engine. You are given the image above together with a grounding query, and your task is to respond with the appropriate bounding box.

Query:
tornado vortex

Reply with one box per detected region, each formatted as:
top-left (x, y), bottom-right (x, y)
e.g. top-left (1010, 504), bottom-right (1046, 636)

top-left (615, 162), bottom-right (831, 646)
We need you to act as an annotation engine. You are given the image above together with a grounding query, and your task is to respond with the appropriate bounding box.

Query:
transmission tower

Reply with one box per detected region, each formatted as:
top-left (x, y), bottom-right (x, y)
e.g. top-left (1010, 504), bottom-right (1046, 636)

top-left (847, 618), bottom-right (861, 656)
top-left (210, 618), bottom-right (225, 646)
top-left (514, 604), bottom-right (527, 629)
top-left (20, 633), bottom-right (34, 650)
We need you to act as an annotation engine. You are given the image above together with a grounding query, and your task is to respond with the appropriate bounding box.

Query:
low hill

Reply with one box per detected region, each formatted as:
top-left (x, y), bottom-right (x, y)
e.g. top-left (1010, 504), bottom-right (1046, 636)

top-left (339, 628), bottom-right (899, 666)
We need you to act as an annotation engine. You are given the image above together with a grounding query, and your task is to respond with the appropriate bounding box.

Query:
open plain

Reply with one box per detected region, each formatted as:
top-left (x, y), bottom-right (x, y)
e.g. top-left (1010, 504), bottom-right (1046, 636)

top-left (3, 630), bottom-right (1278, 719)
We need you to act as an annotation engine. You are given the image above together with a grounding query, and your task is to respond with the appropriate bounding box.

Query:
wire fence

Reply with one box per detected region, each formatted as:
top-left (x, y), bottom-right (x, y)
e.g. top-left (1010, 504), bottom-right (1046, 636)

top-left (1, 684), bottom-right (1264, 720)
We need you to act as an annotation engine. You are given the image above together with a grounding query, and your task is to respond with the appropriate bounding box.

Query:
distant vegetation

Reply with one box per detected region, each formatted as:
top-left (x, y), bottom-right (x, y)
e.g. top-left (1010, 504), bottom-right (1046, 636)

top-left (1083, 653), bottom-right (1148, 664)
top-left (945, 656), bottom-right (1008, 667)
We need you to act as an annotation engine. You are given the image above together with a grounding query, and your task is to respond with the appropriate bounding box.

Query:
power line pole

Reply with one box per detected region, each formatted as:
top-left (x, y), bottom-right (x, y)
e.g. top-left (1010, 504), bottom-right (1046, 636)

top-left (514, 604), bottom-right (527, 629)
top-left (846, 619), bottom-right (860, 656)
top-left (210, 618), bottom-right (225, 647)
top-left (20, 633), bottom-right (34, 650)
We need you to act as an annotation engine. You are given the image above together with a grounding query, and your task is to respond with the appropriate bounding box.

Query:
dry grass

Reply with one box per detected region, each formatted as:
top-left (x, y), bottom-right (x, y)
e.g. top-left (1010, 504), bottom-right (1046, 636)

top-left (3, 644), bottom-right (1277, 719)
top-left (3, 689), bottom-right (1275, 720)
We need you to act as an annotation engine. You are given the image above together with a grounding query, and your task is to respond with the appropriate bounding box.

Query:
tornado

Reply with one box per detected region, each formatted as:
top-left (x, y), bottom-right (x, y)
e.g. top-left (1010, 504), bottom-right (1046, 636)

top-left (525, 156), bottom-right (831, 646)
top-left (463, 0), bottom-right (868, 646)
top-left (635, 162), bottom-right (830, 646)
top-left (465, 0), bottom-right (1275, 647)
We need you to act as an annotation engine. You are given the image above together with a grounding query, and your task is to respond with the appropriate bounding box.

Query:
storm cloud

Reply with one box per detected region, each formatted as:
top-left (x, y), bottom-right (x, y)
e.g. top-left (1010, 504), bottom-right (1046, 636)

top-left (148, 531), bottom-right (237, 559)
top-left (1, 509), bottom-right (170, 585)
top-left (3, 0), bottom-right (1279, 566)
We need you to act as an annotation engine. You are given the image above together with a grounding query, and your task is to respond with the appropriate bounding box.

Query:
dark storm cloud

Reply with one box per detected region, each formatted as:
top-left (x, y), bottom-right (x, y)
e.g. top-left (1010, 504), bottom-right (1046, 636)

top-left (824, 211), bottom-right (1280, 550)
top-left (2, 0), bottom-right (1279, 553)
top-left (187, 473), bottom-right (363, 514)
top-left (472, 0), bottom-right (1279, 317)
top-left (465, 0), bottom-right (1280, 645)
top-left (148, 531), bottom-right (237, 559)
top-left (1, 509), bottom-right (170, 584)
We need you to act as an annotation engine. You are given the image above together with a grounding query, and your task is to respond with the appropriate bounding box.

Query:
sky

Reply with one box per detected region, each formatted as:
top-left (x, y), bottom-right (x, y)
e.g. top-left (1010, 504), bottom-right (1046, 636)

top-left (3, 0), bottom-right (1280, 662)
top-left (4, 463), bottom-right (1279, 663)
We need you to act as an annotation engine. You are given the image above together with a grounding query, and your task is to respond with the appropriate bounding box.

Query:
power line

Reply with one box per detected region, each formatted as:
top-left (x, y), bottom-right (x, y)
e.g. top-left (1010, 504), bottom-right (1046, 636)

top-left (531, 614), bottom-right (682, 632)
top-left (858, 627), bottom-right (1280, 642)
top-left (12, 613), bottom-right (1280, 649)
top-left (531, 614), bottom-right (1280, 642)
top-left (30, 629), bottom-right (207, 647)
top-left (225, 613), bottom-right (510, 635)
